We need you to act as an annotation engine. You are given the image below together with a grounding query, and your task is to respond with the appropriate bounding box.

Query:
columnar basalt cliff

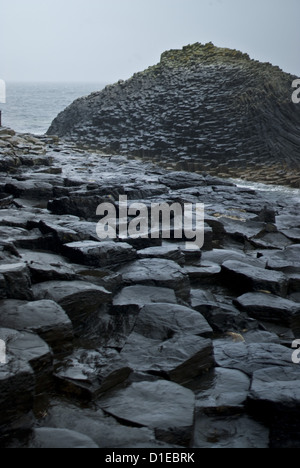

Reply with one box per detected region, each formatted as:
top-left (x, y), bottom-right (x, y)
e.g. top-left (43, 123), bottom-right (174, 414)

top-left (48, 43), bottom-right (300, 186)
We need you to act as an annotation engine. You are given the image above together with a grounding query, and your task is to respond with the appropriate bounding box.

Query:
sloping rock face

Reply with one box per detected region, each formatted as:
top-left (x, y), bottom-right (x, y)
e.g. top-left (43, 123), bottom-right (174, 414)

top-left (48, 42), bottom-right (300, 187)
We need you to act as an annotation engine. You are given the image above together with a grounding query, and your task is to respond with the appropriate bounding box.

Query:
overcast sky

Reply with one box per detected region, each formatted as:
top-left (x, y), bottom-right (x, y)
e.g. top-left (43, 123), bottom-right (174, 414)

top-left (1, 0), bottom-right (299, 83)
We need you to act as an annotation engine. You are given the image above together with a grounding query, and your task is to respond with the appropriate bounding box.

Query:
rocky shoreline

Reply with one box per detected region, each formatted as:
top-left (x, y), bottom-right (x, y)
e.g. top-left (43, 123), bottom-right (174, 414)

top-left (1, 127), bottom-right (300, 448)
top-left (48, 43), bottom-right (300, 188)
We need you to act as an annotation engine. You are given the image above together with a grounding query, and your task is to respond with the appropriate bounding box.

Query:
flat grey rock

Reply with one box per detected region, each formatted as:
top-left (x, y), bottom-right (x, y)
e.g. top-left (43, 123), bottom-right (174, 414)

top-left (121, 332), bottom-right (214, 384)
top-left (184, 262), bottom-right (221, 282)
top-left (27, 260), bottom-right (77, 284)
top-left (62, 240), bottom-right (137, 267)
top-left (5, 180), bottom-right (53, 199)
top-left (29, 428), bottom-right (99, 448)
top-left (249, 366), bottom-right (300, 412)
top-left (193, 414), bottom-right (269, 448)
top-left (55, 348), bottom-right (131, 399)
top-left (0, 299), bottom-right (73, 355)
top-left (118, 259), bottom-right (191, 302)
top-left (137, 245), bottom-right (185, 266)
top-left (195, 368), bottom-right (250, 412)
top-left (214, 341), bottom-right (296, 376)
top-left (40, 398), bottom-right (157, 448)
top-left (0, 263), bottom-right (33, 301)
top-left (113, 285), bottom-right (177, 313)
top-left (32, 281), bottom-right (111, 335)
top-left (202, 249), bottom-right (267, 268)
top-left (234, 292), bottom-right (300, 326)
top-left (0, 327), bottom-right (53, 397)
top-left (134, 303), bottom-right (213, 339)
top-left (99, 380), bottom-right (195, 446)
top-left (0, 329), bottom-right (35, 435)
top-left (221, 260), bottom-right (288, 297)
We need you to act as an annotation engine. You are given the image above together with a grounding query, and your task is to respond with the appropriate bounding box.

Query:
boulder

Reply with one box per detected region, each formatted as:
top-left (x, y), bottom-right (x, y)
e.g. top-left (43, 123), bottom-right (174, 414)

top-left (118, 259), bottom-right (191, 303)
top-left (184, 262), bottom-right (221, 283)
top-left (62, 240), bottom-right (137, 267)
top-left (113, 285), bottom-right (177, 313)
top-left (195, 368), bottom-right (250, 413)
top-left (75, 268), bottom-right (122, 294)
top-left (27, 261), bottom-right (77, 284)
top-left (0, 263), bottom-right (33, 301)
top-left (99, 380), bottom-right (195, 446)
top-left (38, 220), bottom-right (84, 245)
top-left (0, 331), bottom-right (35, 435)
top-left (221, 260), bottom-right (288, 297)
top-left (134, 303), bottom-right (213, 339)
top-left (1, 328), bottom-right (53, 395)
top-left (121, 332), bottom-right (214, 384)
top-left (234, 292), bottom-right (300, 326)
top-left (191, 290), bottom-right (251, 333)
top-left (137, 245), bottom-right (185, 266)
top-left (48, 195), bottom-right (113, 220)
top-left (32, 281), bottom-right (111, 335)
top-left (0, 300), bottom-right (74, 355)
top-left (55, 348), bottom-right (132, 399)
top-left (202, 249), bottom-right (267, 268)
top-left (214, 340), bottom-right (296, 376)
top-left (39, 398), bottom-right (158, 448)
top-left (5, 180), bottom-right (53, 199)
top-left (248, 366), bottom-right (300, 448)
top-left (29, 428), bottom-right (98, 449)
top-left (159, 172), bottom-right (206, 190)
top-left (193, 414), bottom-right (269, 448)
top-left (249, 367), bottom-right (300, 416)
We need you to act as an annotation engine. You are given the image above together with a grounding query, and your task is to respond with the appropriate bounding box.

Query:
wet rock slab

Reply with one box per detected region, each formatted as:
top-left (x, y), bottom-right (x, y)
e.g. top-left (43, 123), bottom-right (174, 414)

top-left (39, 398), bottom-right (159, 448)
top-left (0, 263), bottom-right (33, 301)
top-left (248, 367), bottom-right (300, 448)
top-left (5, 180), bottom-right (53, 199)
top-left (32, 281), bottom-right (111, 335)
top-left (55, 348), bottom-right (132, 399)
top-left (137, 245), bottom-right (185, 266)
top-left (121, 332), bottom-right (214, 384)
top-left (0, 327), bottom-right (53, 396)
top-left (27, 260), bottom-right (77, 284)
top-left (234, 292), bottom-right (300, 326)
top-left (62, 240), bottom-right (137, 268)
top-left (191, 290), bottom-right (249, 333)
top-left (214, 340), bottom-right (295, 376)
top-left (28, 428), bottom-right (98, 449)
top-left (99, 380), bottom-right (195, 446)
top-left (193, 414), bottom-right (269, 448)
top-left (118, 259), bottom-right (191, 302)
top-left (221, 260), bottom-right (288, 296)
top-left (113, 285), bottom-right (177, 313)
top-left (248, 367), bottom-right (300, 415)
top-left (195, 368), bottom-right (250, 413)
top-left (0, 299), bottom-right (74, 355)
top-left (134, 303), bottom-right (213, 339)
top-left (0, 342), bottom-right (35, 435)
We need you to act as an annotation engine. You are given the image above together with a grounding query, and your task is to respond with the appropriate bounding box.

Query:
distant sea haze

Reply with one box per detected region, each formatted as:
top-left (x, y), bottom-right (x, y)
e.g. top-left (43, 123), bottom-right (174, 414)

top-left (1, 82), bottom-right (106, 135)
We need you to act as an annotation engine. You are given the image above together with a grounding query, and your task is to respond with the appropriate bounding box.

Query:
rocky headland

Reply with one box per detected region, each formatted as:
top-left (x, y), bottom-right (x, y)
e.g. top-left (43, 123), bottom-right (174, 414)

top-left (48, 42), bottom-right (300, 187)
top-left (1, 124), bottom-right (300, 448)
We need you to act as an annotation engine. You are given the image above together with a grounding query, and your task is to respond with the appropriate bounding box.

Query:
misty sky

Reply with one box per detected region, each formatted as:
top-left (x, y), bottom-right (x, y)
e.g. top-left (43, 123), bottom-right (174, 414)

top-left (1, 0), bottom-right (299, 83)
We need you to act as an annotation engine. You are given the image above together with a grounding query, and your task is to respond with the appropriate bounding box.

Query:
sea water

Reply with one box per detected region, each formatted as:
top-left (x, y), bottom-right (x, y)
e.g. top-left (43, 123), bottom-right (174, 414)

top-left (1, 82), bottom-right (106, 135)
